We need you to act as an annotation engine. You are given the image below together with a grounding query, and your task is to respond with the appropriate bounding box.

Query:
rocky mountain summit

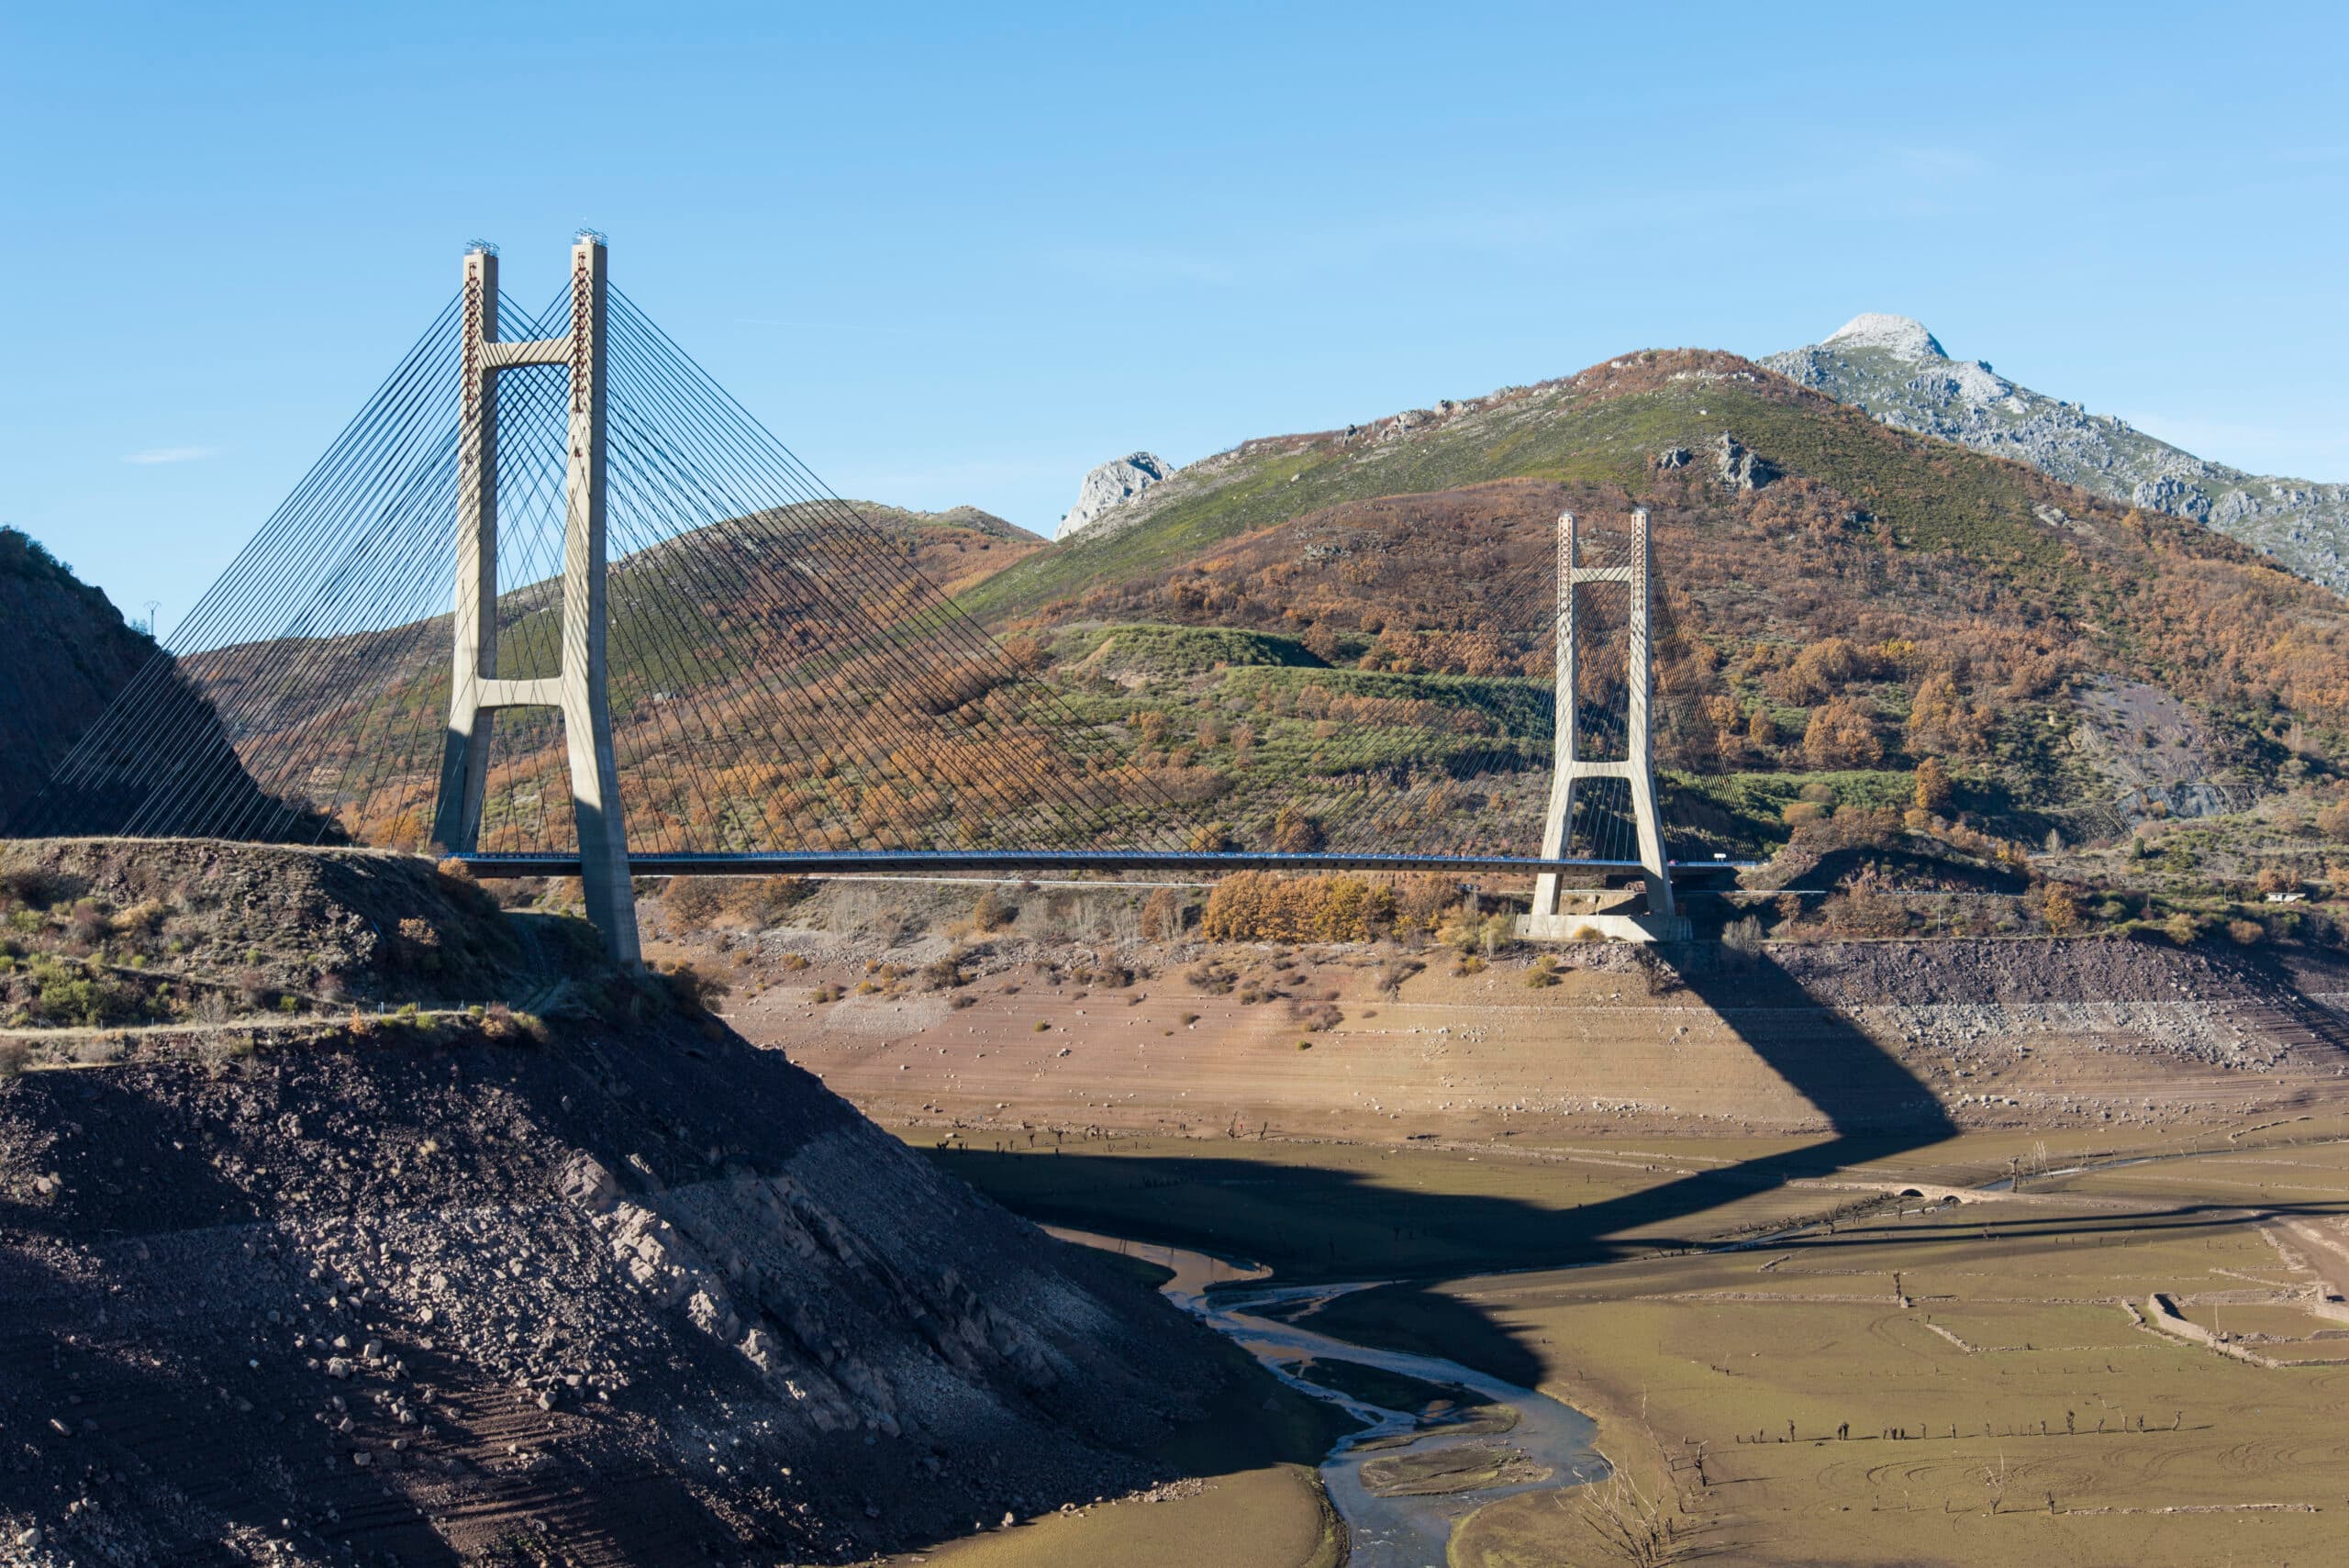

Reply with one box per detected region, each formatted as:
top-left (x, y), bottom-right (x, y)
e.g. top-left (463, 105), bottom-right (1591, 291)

top-left (1765, 314), bottom-right (2349, 593)
top-left (1057, 451), bottom-right (1175, 539)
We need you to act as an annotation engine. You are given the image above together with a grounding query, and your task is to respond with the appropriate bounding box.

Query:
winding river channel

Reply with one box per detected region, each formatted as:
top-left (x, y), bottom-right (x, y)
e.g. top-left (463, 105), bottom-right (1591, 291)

top-left (1054, 1229), bottom-right (1606, 1566)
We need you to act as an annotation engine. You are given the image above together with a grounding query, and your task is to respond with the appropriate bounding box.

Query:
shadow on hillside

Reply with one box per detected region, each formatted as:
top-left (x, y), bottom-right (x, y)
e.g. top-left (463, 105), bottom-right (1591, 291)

top-left (938, 950), bottom-right (1965, 1389)
top-left (0, 1244), bottom-right (470, 1564)
top-left (0, 1044), bottom-right (824, 1566)
top-left (1787, 843), bottom-right (2031, 895)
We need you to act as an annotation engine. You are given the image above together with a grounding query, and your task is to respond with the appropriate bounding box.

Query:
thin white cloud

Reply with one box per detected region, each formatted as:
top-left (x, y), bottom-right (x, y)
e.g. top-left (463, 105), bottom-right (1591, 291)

top-left (730, 317), bottom-right (922, 336)
top-left (1892, 146), bottom-right (1986, 180)
top-left (124, 445), bottom-right (220, 465)
top-left (1042, 246), bottom-right (1239, 288)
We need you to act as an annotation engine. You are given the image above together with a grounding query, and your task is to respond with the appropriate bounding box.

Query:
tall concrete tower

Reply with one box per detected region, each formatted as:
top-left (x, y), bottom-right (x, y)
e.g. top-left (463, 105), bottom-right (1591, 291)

top-left (431, 236), bottom-right (640, 967)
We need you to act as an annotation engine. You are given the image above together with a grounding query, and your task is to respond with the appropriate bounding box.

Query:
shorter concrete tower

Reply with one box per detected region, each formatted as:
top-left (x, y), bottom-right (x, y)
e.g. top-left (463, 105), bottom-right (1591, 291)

top-left (1520, 507), bottom-right (1687, 942)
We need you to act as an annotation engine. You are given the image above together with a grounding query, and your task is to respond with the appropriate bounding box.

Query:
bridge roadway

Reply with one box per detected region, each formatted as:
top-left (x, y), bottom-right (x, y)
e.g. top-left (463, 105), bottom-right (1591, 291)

top-left (459, 851), bottom-right (1752, 880)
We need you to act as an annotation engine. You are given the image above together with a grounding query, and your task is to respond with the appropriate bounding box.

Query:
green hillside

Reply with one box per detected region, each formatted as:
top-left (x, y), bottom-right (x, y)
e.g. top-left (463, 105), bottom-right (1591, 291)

top-left (938, 350), bottom-right (2349, 935)
top-left (963, 353), bottom-right (2093, 624)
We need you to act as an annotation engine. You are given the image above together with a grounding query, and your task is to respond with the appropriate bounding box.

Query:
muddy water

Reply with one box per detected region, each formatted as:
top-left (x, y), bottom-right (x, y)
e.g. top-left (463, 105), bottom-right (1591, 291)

top-left (1053, 1229), bottom-right (1605, 1566)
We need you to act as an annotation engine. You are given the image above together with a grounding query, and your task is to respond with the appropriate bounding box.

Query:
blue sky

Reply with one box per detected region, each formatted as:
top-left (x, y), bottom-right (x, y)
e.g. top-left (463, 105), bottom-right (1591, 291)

top-left (6, 1), bottom-right (2346, 631)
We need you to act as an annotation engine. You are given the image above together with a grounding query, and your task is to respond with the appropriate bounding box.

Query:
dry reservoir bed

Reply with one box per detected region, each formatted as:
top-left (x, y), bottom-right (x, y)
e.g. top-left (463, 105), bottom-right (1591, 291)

top-left (699, 914), bottom-right (2349, 1566)
top-left (882, 1121), bottom-right (2349, 1568)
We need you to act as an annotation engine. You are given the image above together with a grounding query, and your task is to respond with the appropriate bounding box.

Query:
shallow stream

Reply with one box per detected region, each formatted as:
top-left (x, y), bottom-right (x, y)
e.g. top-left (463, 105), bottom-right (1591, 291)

top-left (1054, 1229), bottom-right (1605, 1566)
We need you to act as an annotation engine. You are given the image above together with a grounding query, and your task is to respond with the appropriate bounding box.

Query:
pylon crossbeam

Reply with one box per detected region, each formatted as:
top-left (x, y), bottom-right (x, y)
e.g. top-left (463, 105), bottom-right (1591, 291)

top-left (480, 337), bottom-right (571, 370)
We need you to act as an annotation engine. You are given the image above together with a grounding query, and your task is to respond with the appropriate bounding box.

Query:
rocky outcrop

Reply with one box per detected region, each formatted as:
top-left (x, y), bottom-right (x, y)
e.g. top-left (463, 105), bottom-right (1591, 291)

top-left (1058, 452), bottom-right (1175, 539)
top-left (1712, 431), bottom-right (1777, 491)
top-left (1815, 311), bottom-right (1947, 359)
top-left (1763, 315), bottom-right (2349, 593)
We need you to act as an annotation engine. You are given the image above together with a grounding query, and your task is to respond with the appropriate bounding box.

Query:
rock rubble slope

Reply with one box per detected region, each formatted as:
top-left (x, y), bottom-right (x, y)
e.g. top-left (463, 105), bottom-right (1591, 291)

top-left (0, 844), bottom-right (1230, 1566)
top-left (1765, 314), bottom-right (2349, 592)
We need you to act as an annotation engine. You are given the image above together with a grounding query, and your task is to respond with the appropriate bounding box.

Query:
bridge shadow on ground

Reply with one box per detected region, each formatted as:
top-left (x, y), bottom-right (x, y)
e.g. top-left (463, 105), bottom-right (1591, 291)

top-left (942, 950), bottom-right (1965, 1389)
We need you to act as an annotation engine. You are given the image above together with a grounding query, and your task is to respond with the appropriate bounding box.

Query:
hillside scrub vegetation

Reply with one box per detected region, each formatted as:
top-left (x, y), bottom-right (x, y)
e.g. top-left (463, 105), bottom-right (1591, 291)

top-left (96, 349), bottom-right (2349, 912)
top-left (927, 351), bottom-right (2349, 899)
top-left (0, 840), bottom-right (557, 1030)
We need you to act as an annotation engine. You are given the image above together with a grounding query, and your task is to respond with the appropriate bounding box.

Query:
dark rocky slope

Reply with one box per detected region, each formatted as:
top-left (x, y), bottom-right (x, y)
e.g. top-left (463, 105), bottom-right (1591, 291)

top-left (0, 530), bottom-right (160, 829)
top-left (0, 843), bottom-right (1235, 1565)
top-left (0, 529), bottom-right (295, 841)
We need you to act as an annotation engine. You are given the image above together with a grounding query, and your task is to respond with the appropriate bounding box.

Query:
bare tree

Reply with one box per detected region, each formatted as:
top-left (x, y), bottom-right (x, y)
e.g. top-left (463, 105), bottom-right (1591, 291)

top-left (1571, 1469), bottom-right (1690, 1567)
top-left (1720, 915), bottom-right (1765, 959)
top-left (1981, 1451), bottom-right (2012, 1515)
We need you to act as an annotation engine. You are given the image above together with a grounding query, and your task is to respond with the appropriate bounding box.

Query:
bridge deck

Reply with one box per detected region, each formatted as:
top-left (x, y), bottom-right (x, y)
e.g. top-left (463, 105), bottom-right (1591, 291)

top-left (460, 851), bottom-right (1753, 879)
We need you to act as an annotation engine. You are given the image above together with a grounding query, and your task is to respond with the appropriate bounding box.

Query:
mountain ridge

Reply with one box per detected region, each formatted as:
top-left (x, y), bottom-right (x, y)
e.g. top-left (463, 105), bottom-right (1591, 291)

top-left (1763, 314), bottom-right (2349, 592)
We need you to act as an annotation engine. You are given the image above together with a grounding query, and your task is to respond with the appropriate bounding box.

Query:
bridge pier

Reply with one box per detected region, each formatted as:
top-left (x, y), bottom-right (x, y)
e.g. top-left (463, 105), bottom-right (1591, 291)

top-left (1521, 508), bottom-right (1686, 943)
top-left (433, 236), bottom-right (640, 969)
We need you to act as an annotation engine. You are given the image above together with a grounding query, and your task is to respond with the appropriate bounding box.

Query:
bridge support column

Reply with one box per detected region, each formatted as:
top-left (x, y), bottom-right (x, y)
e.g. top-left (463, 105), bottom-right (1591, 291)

top-left (432, 248), bottom-right (500, 857)
top-left (1522, 508), bottom-right (1684, 943)
top-left (555, 239), bottom-right (640, 969)
top-left (433, 236), bottom-right (640, 969)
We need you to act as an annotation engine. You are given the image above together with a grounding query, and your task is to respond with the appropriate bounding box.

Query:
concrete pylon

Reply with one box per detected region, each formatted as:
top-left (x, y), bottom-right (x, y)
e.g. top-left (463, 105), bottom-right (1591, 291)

top-left (431, 248), bottom-right (501, 858)
top-left (432, 236), bottom-right (640, 968)
top-left (1521, 508), bottom-right (1686, 942)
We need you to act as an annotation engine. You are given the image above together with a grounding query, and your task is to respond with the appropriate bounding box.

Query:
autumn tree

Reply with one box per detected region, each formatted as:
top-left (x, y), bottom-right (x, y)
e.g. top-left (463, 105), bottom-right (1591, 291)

top-left (1702, 695), bottom-right (1744, 757)
top-left (1200, 873), bottom-right (1396, 941)
top-left (1908, 673), bottom-right (1990, 755)
top-left (972, 887), bottom-right (1018, 931)
top-left (1188, 820), bottom-right (1237, 852)
top-left (665, 878), bottom-right (724, 929)
top-left (996, 633), bottom-right (1050, 673)
top-left (1914, 756), bottom-right (1953, 814)
top-left (1768, 637), bottom-right (1867, 706)
top-left (1803, 696), bottom-right (1882, 769)
top-left (1271, 805), bottom-right (1326, 853)
top-left (1139, 886), bottom-right (1186, 940)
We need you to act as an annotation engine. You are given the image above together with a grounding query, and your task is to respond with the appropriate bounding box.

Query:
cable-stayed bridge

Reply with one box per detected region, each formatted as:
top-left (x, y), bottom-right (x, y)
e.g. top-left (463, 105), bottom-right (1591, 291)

top-left (15, 236), bottom-right (1731, 962)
